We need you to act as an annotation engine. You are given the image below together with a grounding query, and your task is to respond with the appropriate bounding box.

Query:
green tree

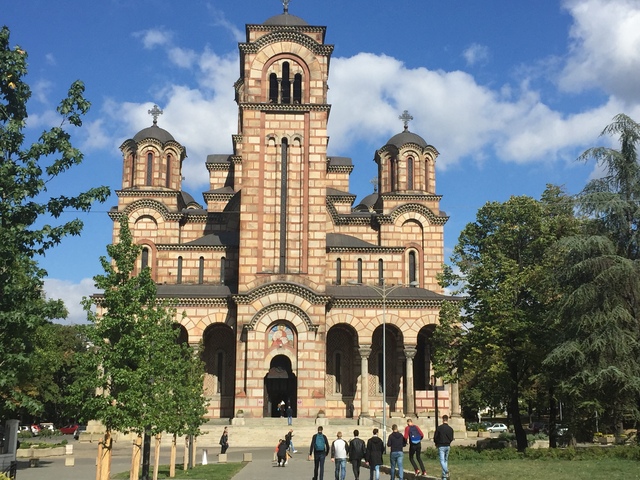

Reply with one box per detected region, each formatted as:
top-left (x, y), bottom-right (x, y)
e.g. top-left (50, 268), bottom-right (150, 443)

top-left (0, 26), bottom-right (109, 418)
top-left (75, 218), bottom-right (206, 480)
top-left (544, 114), bottom-right (640, 439)
top-left (437, 188), bottom-right (577, 451)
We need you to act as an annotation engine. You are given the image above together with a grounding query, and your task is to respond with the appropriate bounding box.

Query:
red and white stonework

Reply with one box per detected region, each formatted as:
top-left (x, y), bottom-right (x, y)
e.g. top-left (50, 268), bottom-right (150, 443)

top-left (106, 7), bottom-right (461, 425)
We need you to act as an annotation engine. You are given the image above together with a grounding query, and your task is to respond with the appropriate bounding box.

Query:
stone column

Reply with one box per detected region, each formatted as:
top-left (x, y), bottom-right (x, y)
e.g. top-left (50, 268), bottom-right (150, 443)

top-left (449, 381), bottom-right (461, 417)
top-left (404, 347), bottom-right (417, 417)
top-left (359, 347), bottom-right (372, 417)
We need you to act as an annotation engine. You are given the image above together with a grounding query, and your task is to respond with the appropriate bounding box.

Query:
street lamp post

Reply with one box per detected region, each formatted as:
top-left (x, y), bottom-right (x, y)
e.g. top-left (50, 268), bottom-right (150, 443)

top-left (350, 279), bottom-right (418, 438)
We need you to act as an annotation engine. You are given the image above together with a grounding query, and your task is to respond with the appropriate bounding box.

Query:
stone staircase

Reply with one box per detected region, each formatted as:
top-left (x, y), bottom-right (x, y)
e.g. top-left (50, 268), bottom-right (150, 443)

top-left (195, 417), bottom-right (380, 448)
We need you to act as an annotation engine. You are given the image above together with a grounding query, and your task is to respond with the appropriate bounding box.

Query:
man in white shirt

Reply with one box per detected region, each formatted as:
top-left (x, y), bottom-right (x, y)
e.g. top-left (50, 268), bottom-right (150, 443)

top-left (330, 431), bottom-right (349, 480)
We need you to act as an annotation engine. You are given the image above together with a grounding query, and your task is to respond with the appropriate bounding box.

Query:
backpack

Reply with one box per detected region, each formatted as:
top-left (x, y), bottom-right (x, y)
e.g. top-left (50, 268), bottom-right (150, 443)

top-left (315, 433), bottom-right (326, 451)
top-left (409, 425), bottom-right (422, 444)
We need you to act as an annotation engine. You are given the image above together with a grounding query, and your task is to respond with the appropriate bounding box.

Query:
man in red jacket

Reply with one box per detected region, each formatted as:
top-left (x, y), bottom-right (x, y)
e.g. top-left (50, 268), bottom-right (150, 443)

top-left (403, 418), bottom-right (426, 476)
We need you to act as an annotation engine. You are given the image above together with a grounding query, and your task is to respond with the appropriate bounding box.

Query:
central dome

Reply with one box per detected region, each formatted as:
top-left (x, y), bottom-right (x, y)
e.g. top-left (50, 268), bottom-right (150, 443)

top-left (133, 124), bottom-right (175, 144)
top-left (263, 13), bottom-right (309, 26)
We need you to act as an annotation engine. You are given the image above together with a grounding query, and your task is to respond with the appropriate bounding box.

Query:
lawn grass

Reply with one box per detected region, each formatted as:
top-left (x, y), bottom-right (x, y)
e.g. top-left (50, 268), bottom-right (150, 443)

top-left (440, 458), bottom-right (640, 479)
top-left (111, 462), bottom-right (244, 479)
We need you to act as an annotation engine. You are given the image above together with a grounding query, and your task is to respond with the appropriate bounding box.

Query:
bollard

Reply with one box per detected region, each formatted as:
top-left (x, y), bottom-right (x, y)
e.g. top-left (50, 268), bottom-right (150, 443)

top-left (243, 452), bottom-right (252, 462)
top-left (218, 453), bottom-right (227, 464)
top-left (65, 456), bottom-right (75, 467)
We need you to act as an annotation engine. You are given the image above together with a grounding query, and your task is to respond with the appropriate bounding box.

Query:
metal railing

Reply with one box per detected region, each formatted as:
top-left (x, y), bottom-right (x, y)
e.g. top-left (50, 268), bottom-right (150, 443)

top-left (1, 461), bottom-right (17, 480)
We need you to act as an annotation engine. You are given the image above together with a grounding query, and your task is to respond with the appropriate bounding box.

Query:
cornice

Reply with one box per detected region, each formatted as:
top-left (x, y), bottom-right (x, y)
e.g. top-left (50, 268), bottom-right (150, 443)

top-left (239, 103), bottom-right (331, 112)
top-left (245, 303), bottom-right (317, 332)
top-left (240, 30), bottom-right (333, 56)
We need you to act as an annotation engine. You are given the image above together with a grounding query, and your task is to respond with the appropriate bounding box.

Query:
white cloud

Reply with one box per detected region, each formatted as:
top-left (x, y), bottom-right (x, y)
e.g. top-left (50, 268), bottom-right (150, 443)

top-left (559, 0), bottom-right (640, 102)
top-left (44, 277), bottom-right (97, 324)
top-left (463, 43), bottom-right (490, 66)
top-left (134, 29), bottom-right (173, 49)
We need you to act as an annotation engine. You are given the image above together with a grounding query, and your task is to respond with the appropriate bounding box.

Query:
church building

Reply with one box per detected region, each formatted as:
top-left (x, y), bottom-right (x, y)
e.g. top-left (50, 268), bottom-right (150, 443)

top-left (109, 4), bottom-right (461, 424)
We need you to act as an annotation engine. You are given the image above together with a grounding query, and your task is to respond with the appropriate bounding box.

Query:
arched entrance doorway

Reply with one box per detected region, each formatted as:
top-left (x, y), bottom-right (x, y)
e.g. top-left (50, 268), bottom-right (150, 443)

top-left (264, 355), bottom-right (297, 417)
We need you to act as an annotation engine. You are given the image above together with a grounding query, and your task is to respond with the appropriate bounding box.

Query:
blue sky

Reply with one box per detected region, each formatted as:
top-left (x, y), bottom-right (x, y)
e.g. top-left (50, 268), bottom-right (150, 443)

top-left (4, 0), bottom-right (640, 323)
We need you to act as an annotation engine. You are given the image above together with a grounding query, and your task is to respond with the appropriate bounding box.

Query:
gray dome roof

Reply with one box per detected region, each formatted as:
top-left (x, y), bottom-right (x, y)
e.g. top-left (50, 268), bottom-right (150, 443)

top-left (386, 130), bottom-right (428, 148)
top-left (133, 124), bottom-right (175, 143)
top-left (263, 13), bottom-right (308, 26)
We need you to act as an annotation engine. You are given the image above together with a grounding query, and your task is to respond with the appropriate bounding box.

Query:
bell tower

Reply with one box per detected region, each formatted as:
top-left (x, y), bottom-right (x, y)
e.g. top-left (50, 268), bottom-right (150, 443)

top-left (234, 6), bottom-right (334, 289)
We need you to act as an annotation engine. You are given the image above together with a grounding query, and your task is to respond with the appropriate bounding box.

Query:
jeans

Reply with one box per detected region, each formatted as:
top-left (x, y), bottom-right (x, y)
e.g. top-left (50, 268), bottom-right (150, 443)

top-left (390, 451), bottom-right (404, 479)
top-left (313, 452), bottom-right (326, 480)
top-left (438, 446), bottom-right (450, 479)
top-left (368, 464), bottom-right (380, 480)
top-left (288, 440), bottom-right (295, 452)
top-left (287, 415), bottom-right (292, 425)
top-left (408, 442), bottom-right (425, 473)
top-left (334, 458), bottom-right (347, 480)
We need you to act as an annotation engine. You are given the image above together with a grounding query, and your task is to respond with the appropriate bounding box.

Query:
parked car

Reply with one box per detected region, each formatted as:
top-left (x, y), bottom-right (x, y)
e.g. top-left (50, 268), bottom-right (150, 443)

top-left (487, 423), bottom-right (509, 433)
top-left (59, 424), bottom-right (79, 435)
top-left (73, 425), bottom-right (87, 440)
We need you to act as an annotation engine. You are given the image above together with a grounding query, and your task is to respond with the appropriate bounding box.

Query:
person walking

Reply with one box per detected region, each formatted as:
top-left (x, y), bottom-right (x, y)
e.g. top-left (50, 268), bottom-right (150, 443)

top-left (403, 418), bottom-right (426, 476)
top-left (286, 404), bottom-right (293, 425)
top-left (434, 415), bottom-right (454, 480)
top-left (309, 425), bottom-right (330, 480)
top-left (285, 428), bottom-right (297, 454)
top-left (331, 431), bottom-right (349, 480)
top-left (348, 429), bottom-right (366, 480)
top-left (387, 424), bottom-right (406, 480)
top-left (219, 427), bottom-right (229, 455)
top-left (364, 428), bottom-right (385, 480)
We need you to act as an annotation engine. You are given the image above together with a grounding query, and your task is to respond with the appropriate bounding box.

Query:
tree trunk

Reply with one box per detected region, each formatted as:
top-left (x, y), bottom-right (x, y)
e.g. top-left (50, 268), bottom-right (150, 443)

top-left (183, 437), bottom-right (188, 471)
top-left (130, 434), bottom-right (142, 480)
top-left (169, 434), bottom-right (177, 478)
top-left (548, 387), bottom-right (557, 448)
top-left (510, 393), bottom-right (527, 452)
top-left (96, 430), bottom-right (112, 480)
top-left (153, 434), bottom-right (161, 480)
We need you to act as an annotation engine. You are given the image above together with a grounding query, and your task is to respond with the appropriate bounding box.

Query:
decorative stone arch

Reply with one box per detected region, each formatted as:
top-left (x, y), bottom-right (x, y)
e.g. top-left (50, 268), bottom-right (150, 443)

top-left (263, 319), bottom-right (299, 372)
top-left (248, 303), bottom-right (316, 334)
top-left (122, 199), bottom-right (172, 222)
top-left (136, 239), bottom-right (157, 281)
top-left (263, 53), bottom-right (312, 104)
top-left (183, 311), bottom-right (230, 342)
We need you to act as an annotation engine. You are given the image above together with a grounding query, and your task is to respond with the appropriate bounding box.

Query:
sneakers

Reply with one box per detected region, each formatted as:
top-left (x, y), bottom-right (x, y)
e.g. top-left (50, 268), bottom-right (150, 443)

top-left (293, 450), bottom-right (298, 453)
top-left (422, 472), bottom-right (427, 476)
top-left (415, 470), bottom-right (420, 475)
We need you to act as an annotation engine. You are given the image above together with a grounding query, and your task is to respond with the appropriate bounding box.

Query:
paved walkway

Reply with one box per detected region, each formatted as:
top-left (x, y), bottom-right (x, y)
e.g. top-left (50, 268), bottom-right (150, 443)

top-left (12, 439), bottom-right (452, 479)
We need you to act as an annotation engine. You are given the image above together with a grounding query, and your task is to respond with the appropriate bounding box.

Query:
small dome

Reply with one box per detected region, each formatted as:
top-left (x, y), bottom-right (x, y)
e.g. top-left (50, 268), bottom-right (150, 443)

top-left (263, 13), bottom-right (308, 26)
top-left (133, 124), bottom-right (175, 144)
top-left (386, 129), bottom-right (428, 149)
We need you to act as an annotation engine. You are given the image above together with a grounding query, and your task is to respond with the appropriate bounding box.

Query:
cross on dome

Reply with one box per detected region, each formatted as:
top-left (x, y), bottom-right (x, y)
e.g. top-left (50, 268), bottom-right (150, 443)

top-left (283, 0), bottom-right (291, 14)
top-left (399, 110), bottom-right (413, 131)
top-left (148, 104), bottom-right (163, 125)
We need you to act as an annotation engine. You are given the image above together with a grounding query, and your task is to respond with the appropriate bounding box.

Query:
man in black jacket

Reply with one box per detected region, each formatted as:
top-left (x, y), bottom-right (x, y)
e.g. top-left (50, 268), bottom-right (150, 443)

top-left (348, 429), bottom-right (366, 480)
top-left (433, 415), bottom-right (454, 480)
top-left (364, 428), bottom-right (385, 480)
top-left (309, 426), bottom-right (329, 480)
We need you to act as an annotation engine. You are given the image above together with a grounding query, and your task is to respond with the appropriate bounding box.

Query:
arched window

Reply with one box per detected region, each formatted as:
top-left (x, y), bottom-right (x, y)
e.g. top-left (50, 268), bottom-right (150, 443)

top-left (378, 259), bottom-right (384, 286)
top-left (177, 256), bottom-right (183, 284)
top-left (357, 258), bottom-right (363, 284)
top-left (141, 247), bottom-right (149, 270)
top-left (198, 256), bottom-right (205, 284)
top-left (409, 251), bottom-right (417, 283)
top-left (220, 256), bottom-right (226, 285)
top-left (336, 258), bottom-right (342, 285)
top-left (390, 158), bottom-right (396, 191)
top-left (281, 62), bottom-right (291, 104)
top-left (166, 154), bottom-right (172, 188)
top-left (269, 72), bottom-right (278, 103)
top-left (146, 152), bottom-right (153, 185)
top-left (335, 352), bottom-right (342, 393)
top-left (293, 73), bottom-right (302, 103)
top-left (407, 157), bottom-right (414, 190)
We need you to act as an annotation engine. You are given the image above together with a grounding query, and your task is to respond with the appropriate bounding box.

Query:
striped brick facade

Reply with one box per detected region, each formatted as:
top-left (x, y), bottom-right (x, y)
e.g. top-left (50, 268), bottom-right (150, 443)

top-left (107, 10), bottom-right (460, 422)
